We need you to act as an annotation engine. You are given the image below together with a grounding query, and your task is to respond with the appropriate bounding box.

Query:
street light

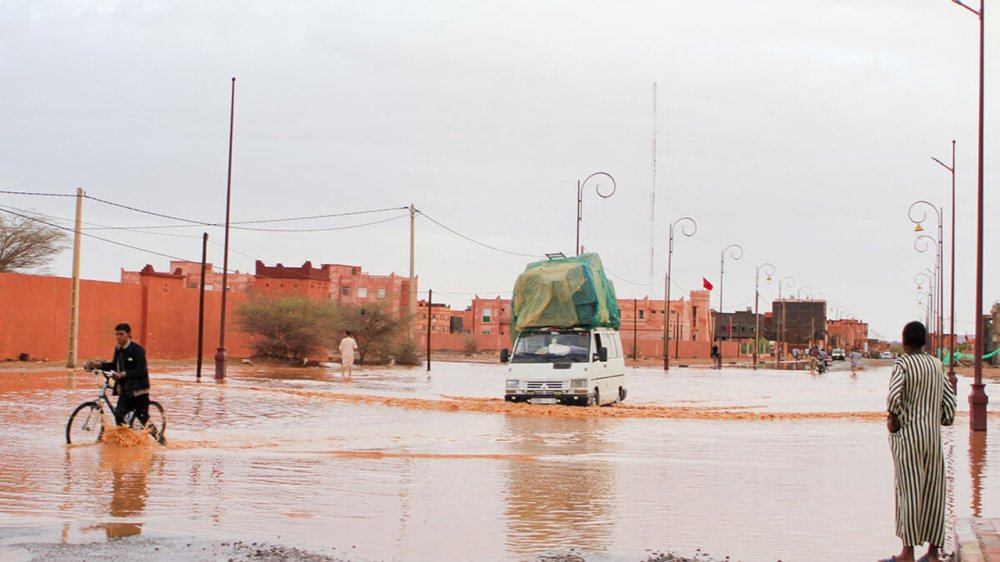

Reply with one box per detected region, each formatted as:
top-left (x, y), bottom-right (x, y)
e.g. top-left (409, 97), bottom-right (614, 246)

top-left (576, 172), bottom-right (616, 255)
top-left (717, 243), bottom-right (744, 368)
top-left (753, 262), bottom-right (775, 370)
top-left (910, 199), bottom-right (944, 362)
top-left (777, 276), bottom-right (795, 367)
top-left (797, 285), bottom-right (813, 299)
top-left (947, 0), bottom-right (988, 431)
top-left (915, 271), bottom-right (935, 337)
top-left (932, 140), bottom-right (958, 390)
top-left (663, 216), bottom-right (697, 371)
top-left (914, 238), bottom-right (939, 346)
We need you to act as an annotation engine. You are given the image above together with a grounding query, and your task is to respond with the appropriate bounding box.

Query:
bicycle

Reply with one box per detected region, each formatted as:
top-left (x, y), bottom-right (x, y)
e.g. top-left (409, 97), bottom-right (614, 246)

top-left (66, 370), bottom-right (167, 445)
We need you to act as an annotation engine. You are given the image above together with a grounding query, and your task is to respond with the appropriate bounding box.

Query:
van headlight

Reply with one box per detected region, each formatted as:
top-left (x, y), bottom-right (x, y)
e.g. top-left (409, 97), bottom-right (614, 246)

top-left (570, 378), bottom-right (587, 389)
top-left (506, 379), bottom-right (520, 388)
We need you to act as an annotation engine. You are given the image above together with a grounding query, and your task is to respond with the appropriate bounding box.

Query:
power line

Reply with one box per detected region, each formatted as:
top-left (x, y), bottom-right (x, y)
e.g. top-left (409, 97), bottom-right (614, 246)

top-left (415, 208), bottom-right (543, 258)
top-left (0, 204), bottom-right (264, 263)
top-left (0, 189), bottom-right (75, 198)
top-left (83, 193), bottom-right (210, 225)
top-left (0, 206), bottom-right (192, 263)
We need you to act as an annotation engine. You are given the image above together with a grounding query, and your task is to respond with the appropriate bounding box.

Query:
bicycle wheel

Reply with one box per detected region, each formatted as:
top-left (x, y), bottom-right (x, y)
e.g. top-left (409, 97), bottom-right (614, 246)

top-left (66, 401), bottom-right (105, 444)
top-left (130, 401), bottom-right (167, 445)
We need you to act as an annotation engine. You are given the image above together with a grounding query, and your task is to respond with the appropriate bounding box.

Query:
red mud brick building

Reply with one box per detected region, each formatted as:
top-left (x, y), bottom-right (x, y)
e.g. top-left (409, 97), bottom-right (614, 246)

top-left (827, 318), bottom-right (869, 351)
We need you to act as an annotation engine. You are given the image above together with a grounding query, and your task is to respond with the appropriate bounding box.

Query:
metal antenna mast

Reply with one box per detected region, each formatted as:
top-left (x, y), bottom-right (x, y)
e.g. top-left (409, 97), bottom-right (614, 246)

top-left (649, 81), bottom-right (658, 291)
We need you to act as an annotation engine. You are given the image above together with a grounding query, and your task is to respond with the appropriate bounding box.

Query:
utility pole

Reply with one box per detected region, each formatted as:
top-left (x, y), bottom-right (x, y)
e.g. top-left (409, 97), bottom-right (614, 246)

top-left (214, 77), bottom-right (236, 380)
top-left (66, 187), bottom-right (83, 368)
top-left (409, 204), bottom-right (415, 340)
top-left (196, 233), bottom-right (208, 380)
top-left (426, 289), bottom-right (432, 371)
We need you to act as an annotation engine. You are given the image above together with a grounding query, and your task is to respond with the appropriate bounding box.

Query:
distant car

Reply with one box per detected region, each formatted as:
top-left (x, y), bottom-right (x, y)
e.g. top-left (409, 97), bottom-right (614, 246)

top-left (831, 348), bottom-right (846, 361)
top-left (880, 351), bottom-right (893, 360)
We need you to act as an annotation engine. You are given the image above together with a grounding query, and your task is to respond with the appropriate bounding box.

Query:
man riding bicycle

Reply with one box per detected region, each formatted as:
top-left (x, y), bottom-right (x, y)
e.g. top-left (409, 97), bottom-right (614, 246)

top-left (84, 323), bottom-right (150, 427)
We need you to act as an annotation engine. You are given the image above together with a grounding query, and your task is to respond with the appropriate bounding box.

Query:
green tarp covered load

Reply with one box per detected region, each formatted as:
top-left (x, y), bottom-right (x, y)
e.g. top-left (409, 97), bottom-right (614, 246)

top-left (512, 253), bottom-right (620, 334)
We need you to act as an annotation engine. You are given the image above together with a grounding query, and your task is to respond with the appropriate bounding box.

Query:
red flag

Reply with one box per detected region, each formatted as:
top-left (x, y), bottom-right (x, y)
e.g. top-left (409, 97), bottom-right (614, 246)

top-left (703, 277), bottom-right (714, 291)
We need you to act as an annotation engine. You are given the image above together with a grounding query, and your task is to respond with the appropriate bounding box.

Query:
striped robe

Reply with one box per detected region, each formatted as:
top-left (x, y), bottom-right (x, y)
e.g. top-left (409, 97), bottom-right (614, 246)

top-left (887, 352), bottom-right (957, 546)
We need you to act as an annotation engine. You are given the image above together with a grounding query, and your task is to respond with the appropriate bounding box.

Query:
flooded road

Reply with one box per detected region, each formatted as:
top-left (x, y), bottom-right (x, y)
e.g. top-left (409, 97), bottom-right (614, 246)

top-left (0, 361), bottom-right (998, 561)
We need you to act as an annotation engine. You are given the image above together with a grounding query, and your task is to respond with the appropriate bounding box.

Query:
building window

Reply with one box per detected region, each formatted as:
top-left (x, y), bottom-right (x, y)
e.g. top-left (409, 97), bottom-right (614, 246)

top-left (358, 287), bottom-right (368, 298)
top-left (377, 288), bottom-right (386, 299)
top-left (482, 307), bottom-right (492, 323)
top-left (341, 287), bottom-right (350, 296)
top-left (482, 330), bottom-right (491, 335)
top-left (638, 310), bottom-right (645, 320)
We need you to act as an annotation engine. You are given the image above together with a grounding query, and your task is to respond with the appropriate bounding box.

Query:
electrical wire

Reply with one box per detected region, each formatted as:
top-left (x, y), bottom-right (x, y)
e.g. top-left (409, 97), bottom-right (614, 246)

top-left (414, 208), bottom-right (543, 258)
top-left (0, 189), bottom-right (75, 197)
top-left (0, 207), bottom-right (192, 263)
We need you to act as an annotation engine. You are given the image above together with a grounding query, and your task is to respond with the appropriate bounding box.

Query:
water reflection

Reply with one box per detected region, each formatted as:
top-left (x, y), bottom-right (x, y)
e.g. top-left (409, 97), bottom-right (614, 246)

top-left (503, 416), bottom-right (617, 557)
top-left (969, 430), bottom-right (987, 518)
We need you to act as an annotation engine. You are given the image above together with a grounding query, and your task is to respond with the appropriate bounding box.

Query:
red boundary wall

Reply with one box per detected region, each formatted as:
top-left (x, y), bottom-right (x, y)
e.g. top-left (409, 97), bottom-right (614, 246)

top-left (2, 271), bottom-right (743, 362)
top-left (0, 272), bottom-right (251, 361)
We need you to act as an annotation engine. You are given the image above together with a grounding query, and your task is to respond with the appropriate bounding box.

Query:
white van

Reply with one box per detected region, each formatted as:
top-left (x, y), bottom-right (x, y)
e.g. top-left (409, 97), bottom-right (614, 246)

top-left (501, 327), bottom-right (627, 406)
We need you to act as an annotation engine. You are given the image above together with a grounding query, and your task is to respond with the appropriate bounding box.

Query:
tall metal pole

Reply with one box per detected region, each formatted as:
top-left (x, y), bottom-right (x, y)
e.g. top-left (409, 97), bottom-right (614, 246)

top-left (932, 141), bottom-right (959, 389)
top-left (632, 298), bottom-right (638, 360)
top-left (426, 289), bottom-right (432, 371)
top-left (214, 77), bottom-right (236, 380)
top-left (753, 263), bottom-right (774, 370)
top-left (949, 141), bottom-right (957, 389)
top-left (663, 270), bottom-right (671, 370)
top-left (718, 244), bottom-right (743, 368)
top-left (196, 232), bottom-right (208, 380)
top-left (938, 209), bottom-right (945, 361)
top-left (66, 187), bottom-right (83, 368)
top-left (662, 217), bottom-right (696, 371)
top-left (777, 276), bottom-right (795, 367)
top-left (970, 0), bottom-right (989, 431)
top-left (575, 172), bottom-right (617, 255)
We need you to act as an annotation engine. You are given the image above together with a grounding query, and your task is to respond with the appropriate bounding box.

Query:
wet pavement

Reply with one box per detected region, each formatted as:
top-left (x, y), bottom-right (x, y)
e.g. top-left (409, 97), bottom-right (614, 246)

top-left (0, 360), bottom-right (997, 561)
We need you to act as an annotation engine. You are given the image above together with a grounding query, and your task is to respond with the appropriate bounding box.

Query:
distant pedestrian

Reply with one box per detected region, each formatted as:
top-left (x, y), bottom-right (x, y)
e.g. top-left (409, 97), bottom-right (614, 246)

top-left (850, 348), bottom-right (862, 374)
top-left (339, 331), bottom-right (358, 378)
top-left (882, 321), bottom-right (956, 562)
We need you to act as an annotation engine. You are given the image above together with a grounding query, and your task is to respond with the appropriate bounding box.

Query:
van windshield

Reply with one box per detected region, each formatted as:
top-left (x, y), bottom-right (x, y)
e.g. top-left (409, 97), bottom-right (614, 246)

top-left (511, 332), bottom-right (591, 363)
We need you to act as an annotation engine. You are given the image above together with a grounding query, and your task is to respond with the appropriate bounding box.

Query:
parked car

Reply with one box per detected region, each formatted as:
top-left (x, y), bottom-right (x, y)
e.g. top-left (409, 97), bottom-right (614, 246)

top-left (831, 348), bottom-right (846, 361)
top-left (880, 351), bottom-right (893, 360)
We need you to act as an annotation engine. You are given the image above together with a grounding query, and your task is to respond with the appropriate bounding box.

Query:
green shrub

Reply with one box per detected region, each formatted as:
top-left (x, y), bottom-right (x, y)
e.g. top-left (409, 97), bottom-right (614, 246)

top-left (392, 339), bottom-right (422, 366)
top-left (237, 294), bottom-right (337, 361)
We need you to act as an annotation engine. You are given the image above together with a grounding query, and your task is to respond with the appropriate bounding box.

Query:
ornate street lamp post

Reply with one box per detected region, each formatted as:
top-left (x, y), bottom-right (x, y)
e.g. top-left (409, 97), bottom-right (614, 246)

top-left (575, 172), bottom-right (616, 256)
top-left (663, 216), bottom-right (697, 371)
top-left (915, 272), bottom-right (935, 336)
top-left (776, 276), bottom-right (795, 367)
top-left (716, 244), bottom-right (744, 369)
top-left (910, 200), bottom-right (944, 363)
top-left (932, 140), bottom-right (958, 390)
top-left (753, 263), bottom-right (775, 370)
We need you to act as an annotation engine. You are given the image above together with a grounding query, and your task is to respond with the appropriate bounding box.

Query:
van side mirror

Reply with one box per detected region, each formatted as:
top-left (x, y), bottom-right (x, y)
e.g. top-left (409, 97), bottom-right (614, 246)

top-left (597, 347), bottom-right (608, 362)
top-left (500, 348), bottom-right (510, 363)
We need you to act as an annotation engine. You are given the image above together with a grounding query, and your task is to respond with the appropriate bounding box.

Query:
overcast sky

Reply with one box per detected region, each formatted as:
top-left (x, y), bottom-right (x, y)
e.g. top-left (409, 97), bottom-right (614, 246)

top-left (1, 0), bottom-right (997, 340)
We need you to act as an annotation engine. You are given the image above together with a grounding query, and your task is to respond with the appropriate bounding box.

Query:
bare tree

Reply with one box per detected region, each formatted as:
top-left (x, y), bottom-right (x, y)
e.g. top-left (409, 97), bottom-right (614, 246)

top-left (0, 212), bottom-right (68, 273)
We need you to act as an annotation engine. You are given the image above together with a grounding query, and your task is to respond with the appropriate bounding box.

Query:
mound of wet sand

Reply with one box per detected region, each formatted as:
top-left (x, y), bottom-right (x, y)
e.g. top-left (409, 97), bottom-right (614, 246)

top-left (5, 538), bottom-right (349, 561)
top-left (5, 538), bottom-right (732, 561)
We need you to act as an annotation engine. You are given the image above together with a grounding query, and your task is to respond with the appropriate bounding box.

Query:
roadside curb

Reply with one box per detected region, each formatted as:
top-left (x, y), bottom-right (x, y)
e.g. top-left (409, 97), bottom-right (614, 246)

top-left (955, 518), bottom-right (1000, 561)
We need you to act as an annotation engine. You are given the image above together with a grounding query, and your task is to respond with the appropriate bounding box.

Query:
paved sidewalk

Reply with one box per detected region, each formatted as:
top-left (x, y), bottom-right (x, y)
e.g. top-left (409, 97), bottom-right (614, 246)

top-left (955, 518), bottom-right (1000, 561)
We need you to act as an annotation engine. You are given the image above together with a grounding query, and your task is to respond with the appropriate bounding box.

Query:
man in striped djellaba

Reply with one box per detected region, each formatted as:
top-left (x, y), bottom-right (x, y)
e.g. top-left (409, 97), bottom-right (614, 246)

top-left (883, 321), bottom-right (957, 562)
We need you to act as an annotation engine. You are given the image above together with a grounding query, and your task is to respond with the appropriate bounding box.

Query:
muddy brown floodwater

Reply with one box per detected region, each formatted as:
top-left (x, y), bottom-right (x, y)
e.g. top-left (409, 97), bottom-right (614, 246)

top-left (0, 361), bottom-right (997, 561)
